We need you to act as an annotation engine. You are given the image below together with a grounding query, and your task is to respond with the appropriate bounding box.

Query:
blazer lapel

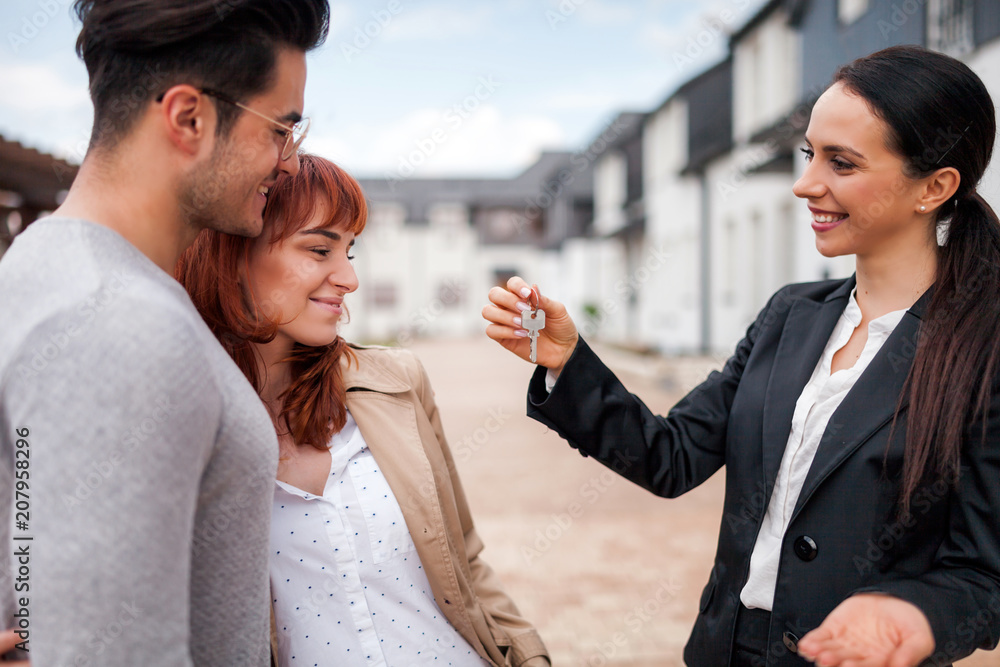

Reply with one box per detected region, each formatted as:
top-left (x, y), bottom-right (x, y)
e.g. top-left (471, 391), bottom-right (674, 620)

top-left (760, 278), bottom-right (853, 498)
top-left (791, 289), bottom-right (931, 519)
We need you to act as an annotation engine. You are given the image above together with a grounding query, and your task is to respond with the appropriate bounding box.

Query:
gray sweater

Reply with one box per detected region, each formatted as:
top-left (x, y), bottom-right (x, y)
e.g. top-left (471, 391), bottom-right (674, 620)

top-left (0, 219), bottom-right (277, 665)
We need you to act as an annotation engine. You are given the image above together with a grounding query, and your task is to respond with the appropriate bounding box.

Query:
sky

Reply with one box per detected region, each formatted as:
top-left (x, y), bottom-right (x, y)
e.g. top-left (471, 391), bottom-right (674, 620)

top-left (0, 0), bottom-right (768, 180)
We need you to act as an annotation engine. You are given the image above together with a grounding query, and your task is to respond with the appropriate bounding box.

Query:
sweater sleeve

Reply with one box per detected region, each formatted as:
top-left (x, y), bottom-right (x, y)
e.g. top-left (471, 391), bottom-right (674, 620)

top-left (2, 300), bottom-right (222, 666)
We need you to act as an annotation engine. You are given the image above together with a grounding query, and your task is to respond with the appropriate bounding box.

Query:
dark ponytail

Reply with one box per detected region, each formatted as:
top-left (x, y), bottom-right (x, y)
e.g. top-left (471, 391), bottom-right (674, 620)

top-left (835, 46), bottom-right (1000, 515)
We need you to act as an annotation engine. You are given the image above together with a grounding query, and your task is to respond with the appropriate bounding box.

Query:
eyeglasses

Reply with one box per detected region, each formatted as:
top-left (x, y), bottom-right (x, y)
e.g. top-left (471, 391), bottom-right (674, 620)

top-left (156, 87), bottom-right (309, 161)
top-left (201, 88), bottom-right (309, 161)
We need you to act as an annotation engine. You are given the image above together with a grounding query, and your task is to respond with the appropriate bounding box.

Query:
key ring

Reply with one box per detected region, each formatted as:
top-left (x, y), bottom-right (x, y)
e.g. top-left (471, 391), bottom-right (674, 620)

top-left (528, 285), bottom-right (541, 311)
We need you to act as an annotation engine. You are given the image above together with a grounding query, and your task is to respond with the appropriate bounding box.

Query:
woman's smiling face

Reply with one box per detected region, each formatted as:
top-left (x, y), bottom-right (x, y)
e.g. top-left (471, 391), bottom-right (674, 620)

top-left (246, 201), bottom-right (359, 349)
top-left (792, 82), bottom-right (930, 259)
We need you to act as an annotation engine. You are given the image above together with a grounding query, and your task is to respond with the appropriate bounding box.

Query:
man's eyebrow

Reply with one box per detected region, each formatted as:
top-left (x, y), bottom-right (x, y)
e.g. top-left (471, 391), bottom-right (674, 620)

top-left (300, 229), bottom-right (340, 240)
top-left (279, 111), bottom-right (303, 125)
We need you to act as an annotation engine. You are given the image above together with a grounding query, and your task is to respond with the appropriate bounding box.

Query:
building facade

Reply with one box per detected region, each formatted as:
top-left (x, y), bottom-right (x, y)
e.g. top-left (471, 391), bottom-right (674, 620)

top-left (345, 0), bottom-right (1000, 354)
top-left (545, 0), bottom-right (1000, 354)
top-left (8, 1), bottom-right (999, 356)
top-left (0, 135), bottom-right (77, 256)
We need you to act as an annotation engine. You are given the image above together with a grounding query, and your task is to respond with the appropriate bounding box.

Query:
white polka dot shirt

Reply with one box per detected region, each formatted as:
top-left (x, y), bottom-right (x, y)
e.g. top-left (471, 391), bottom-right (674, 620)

top-left (270, 411), bottom-right (491, 667)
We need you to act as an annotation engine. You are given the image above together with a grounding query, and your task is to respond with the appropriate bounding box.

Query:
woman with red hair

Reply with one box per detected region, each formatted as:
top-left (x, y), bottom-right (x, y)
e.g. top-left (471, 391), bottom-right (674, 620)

top-left (177, 154), bottom-right (549, 667)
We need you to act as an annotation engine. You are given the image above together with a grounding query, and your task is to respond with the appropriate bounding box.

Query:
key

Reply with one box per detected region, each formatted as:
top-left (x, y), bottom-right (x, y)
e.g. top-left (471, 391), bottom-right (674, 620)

top-left (523, 307), bottom-right (545, 363)
top-left (523, 288), bottom-right (546, 363)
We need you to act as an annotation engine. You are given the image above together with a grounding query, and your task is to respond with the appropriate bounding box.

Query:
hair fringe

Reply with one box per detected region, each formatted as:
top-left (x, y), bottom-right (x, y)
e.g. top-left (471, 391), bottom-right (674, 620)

top-left (176, 154), bottom-right (368, 451)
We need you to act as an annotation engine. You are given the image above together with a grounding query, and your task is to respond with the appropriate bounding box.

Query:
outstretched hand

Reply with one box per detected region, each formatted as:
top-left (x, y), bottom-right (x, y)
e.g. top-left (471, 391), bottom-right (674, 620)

top-left (798, 594), bottom-right (934, 667)
top-left (483, 276), bottom-right (579, 374)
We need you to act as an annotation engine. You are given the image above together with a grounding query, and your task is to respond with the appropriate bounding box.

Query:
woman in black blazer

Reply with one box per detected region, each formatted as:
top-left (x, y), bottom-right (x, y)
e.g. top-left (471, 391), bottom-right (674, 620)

top-left (484, 46), bottom-right (1000, 667)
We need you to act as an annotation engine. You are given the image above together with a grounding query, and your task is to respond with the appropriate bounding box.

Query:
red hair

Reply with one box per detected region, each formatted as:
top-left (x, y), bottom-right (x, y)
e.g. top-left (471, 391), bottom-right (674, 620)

top-left (176, 154), bottom-right (368, 450)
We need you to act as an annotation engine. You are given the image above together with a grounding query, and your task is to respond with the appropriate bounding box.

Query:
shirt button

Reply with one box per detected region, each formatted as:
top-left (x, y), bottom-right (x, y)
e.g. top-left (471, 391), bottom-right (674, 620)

top-left (783, 631), bottom-right (800, 653)
top-left (793, 535), bottom-right (818, 561)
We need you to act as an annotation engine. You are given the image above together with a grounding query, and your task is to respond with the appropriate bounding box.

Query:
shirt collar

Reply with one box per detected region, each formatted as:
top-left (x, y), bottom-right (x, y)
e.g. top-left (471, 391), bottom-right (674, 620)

top-left (845, 289), bottom-right (909, 335)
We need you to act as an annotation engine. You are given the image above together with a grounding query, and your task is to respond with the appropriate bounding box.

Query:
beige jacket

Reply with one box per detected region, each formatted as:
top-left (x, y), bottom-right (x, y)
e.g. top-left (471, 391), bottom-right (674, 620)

top-left (270, 345), bottom-right (550, 667)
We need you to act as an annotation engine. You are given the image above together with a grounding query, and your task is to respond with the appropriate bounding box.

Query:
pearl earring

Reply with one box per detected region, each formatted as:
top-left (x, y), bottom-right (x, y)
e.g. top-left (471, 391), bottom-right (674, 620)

top-left (920, 205), bottom-right (927, 212)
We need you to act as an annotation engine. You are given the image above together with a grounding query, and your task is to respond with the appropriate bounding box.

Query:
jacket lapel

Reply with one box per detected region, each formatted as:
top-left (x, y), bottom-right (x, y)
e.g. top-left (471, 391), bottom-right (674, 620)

top-left (340, 353), bottom-right (492, 661)
top-left (760, 278), bottom-right (853, 498)
top-left (340, 358), bottom-right (432, 547)
top-left (791, 288), bottom-right (931, 519)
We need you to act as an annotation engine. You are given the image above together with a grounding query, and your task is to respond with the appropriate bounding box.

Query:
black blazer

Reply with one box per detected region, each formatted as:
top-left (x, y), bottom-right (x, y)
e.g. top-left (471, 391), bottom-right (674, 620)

top-left (528, 277), bottom-right (1000, 667)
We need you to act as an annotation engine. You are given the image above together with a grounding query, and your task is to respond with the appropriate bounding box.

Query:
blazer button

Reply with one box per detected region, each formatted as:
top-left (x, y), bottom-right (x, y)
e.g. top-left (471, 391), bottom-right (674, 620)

top-left (793, 535), bottom-right (818, 561)
top-left (783, 631), bottom-right (800, 653)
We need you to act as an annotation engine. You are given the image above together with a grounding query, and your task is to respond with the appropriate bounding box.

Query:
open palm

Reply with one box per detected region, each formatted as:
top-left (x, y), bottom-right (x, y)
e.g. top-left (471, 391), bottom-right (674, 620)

top-left (798, 594), bottom-right (934, 667)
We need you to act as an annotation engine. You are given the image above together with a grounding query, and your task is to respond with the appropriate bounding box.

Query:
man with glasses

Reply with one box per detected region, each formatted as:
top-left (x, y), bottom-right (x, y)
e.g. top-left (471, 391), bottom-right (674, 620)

top-left (0, 1), bottom-right (328, 664)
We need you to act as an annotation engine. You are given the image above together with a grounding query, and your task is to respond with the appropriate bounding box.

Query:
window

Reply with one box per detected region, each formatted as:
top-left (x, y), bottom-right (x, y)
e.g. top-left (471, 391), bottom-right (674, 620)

top-left (3, 210), bottom-right (22, 237)
top-left (370, 282), bottom-right (398, 309)
top-left (838, 0), bottom-right (869, 24)
top-left (437, 280), bottom-right (466, 309)
top-left (928, 0), bottom-right (974, 58)
top-left (494, 269), bottom-right (517, 288)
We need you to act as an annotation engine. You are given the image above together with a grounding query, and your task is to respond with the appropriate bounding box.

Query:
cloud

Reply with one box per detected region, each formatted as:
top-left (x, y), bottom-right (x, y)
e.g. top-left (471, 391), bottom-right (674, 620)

top-left (577, 0), bottom-right (637, 25)
top-left (326, 4), bottom-right (358, 39)
top-left (0, 62), bottom-right (89, 112)
top-left (541, 91), bottom-right (618, 112)
top-left (639, 0), bottom-right (768, 60)
top-left (310, 104), bottom-right (566, 178)
top-left (380, 4), bottom-right (493, 42)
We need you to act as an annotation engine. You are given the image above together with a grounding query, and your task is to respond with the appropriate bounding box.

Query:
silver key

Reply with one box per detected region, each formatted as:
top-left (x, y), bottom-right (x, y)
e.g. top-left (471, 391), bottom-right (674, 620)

top-left (523, 306), bottom-right (545, 363)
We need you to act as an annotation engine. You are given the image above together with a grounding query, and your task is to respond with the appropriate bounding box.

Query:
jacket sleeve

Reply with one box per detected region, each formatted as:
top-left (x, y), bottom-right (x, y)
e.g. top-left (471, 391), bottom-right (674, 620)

top-left (411, 355), bottom-right (550, 667)
top-left (864, 376), bottom-right (1000, 664)
top-left (527, 288), bottom-right (781, 499)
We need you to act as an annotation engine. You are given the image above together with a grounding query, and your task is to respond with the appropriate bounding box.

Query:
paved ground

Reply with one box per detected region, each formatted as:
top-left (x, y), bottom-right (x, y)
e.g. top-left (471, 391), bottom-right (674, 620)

top-left (407, 336), bottom-right (996, 667)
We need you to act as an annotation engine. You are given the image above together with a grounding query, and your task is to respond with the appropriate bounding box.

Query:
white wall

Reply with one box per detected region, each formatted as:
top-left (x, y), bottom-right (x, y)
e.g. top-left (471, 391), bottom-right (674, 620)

top-left (342, 202), bottom-right (497, 345)
top-left (964, 39), bottom-right (1000, 210)
top-left (593, 151), bottom-right (628, 236)
top-left (732, 10), bottom-right (801, 144)
top-left (642, 98), bottom-right (702, 352)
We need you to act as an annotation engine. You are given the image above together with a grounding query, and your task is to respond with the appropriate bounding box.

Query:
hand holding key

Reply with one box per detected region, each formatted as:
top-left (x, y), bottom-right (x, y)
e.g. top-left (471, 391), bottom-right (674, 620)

top-left (483, 276), bottom-right (579, 374)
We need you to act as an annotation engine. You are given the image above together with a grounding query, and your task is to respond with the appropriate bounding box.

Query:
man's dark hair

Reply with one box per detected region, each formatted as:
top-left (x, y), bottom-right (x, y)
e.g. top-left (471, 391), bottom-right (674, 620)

top-left (74, 0), bottom-right (329, 149)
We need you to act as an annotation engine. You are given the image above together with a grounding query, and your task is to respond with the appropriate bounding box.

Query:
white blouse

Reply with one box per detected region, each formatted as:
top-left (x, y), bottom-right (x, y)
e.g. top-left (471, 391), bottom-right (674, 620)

top-left (740, 290), bottom-right (908, 610)
top-left (270, 411), bottom-right (490, 667)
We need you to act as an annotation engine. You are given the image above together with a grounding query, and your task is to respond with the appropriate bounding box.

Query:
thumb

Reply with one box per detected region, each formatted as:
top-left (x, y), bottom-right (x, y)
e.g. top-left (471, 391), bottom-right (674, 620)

top-left (887, 637), bottom-right (933, 667)
top-left (530, 283), bottom-right (569, 318)
top-left (797, 627), bottom-right (831, 660)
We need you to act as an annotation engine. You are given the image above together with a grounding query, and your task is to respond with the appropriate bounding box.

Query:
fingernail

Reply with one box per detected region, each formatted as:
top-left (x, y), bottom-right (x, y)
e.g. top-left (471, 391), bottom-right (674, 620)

top-left (514, 329), bottom-right (528, 337)
top-left (516, 301), bottom-right (530, 312)
top-left (519, 287), bottom-right (531, 298)
top-left (513, 316), bottom-right (522, 326)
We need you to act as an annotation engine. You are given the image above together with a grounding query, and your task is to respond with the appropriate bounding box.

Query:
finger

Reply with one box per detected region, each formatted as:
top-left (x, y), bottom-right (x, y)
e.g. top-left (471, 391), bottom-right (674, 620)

top-left (485, 322), bottom-right (528, 342)
top-left (816, 643), bottom-right (871, 667)
top-left (0, 629), bottom-right (20, 651)
top-left (799, 627), bottom-right (834, 658)
top-left (887, 639), bottom-right (933, 667)
top-left (482, 304), bottom-right (525, 330)
top-left (488, 285), bottom-right (528, 313)
top-left (506, 275), bottom-right (533, 299)
top-left (528, 283), bottom-right (572, 319)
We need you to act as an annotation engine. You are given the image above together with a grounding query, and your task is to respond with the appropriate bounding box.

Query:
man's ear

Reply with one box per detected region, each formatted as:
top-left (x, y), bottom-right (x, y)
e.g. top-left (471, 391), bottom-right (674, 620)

top-left (158, 85), bottom-right (214, 156)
